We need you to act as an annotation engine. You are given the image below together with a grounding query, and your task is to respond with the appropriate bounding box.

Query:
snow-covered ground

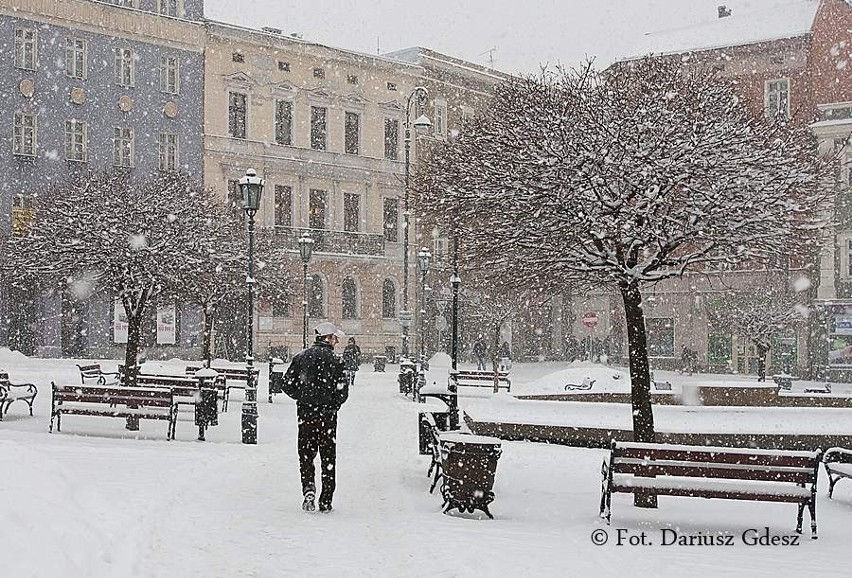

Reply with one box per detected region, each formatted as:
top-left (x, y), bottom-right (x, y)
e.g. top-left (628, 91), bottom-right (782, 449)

top-left (2, 350), bottom-right (852, 577)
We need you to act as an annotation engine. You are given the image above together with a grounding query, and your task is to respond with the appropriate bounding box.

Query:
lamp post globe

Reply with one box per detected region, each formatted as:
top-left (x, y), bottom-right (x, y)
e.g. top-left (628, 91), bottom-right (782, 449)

top-left (238, 167), bottom-right (265, 445)
top-left (298, 231), bottom-right (314, 350)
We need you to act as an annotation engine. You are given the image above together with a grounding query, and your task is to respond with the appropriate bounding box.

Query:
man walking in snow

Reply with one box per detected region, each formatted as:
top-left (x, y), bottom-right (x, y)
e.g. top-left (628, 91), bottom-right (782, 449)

top-left (473, 335), bottom-right (487, 370)
top-left (342, 336), bottom-right (362, 388)
top-left (281, 322), bottom-right (349, 513)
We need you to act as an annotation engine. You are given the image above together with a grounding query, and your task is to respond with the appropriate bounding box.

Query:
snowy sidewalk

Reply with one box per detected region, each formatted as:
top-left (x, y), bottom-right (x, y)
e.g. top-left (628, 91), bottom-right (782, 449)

top-left (2, 354), bottom-right (852, 576)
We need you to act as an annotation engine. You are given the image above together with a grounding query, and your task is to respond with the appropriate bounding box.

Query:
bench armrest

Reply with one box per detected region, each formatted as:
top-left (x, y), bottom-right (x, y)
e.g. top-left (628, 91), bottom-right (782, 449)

top-left (7, 382), bottom-right (38, 393)
top-left (824, 447), bottom-right (852, 464)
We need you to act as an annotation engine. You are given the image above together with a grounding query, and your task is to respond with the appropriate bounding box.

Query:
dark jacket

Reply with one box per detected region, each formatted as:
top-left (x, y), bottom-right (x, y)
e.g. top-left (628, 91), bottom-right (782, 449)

top-left (342, 343), bottom-right (361, 371)
top-left (282, 341), bottom-right (348, 415)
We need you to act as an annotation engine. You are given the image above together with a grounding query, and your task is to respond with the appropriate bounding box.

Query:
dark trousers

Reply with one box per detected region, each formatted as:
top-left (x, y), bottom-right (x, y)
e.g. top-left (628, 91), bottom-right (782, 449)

top-left (298, 410), bottom-right (338, 506)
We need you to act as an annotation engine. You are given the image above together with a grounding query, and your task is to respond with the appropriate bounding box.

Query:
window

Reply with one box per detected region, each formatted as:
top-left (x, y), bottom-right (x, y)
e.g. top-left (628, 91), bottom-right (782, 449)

top-left (114, 48), bottom-right (135, 87)
top-left (158, 0), bottom-right (183, 17)
top-left (278, 60), bottom-right (290, 71)
top-left (310, 106), bottom-right (327, 150)
top-left (308, 274), bottom-right (325, 318)
top-left (387, 82), bottom-right (397, 91)
top-left (227, 179), bottom-right (241, 211)
top-left (158, 132), bottom-right (179, 170)
top-left (434, 101), bottom-right (446, 138)
top-left (113, 127), bottom-right (134, 168)
top-left (344, 192), bottom-right (360, 232)
top-left (384, 118), bottom-right (399, 160)
top-left (382, 279), bottom-right (396, 318)
top-left (646, 317), bottom-right (675, 358)
top-left (13, 112), bottom-right (36, 157)
top-left (342, 278), bottom-right (357, 319)
top-left (274, 185), bottom-right (292, 227)
top-left (271, 295), bottom-right (291, 318)
top-left (707, 333), bottom-right (732, 367)
top-left (65, 119), bottom-right (87, 162)
top-left (383, 197), bottom-right (399, 242)
top-left (274, 100), bottom-right (292, 146)
top-left (460, 106), bottom-right (474, 125)
top-left (229, 92), bottom-right (247, 139)
top-left (232, 52), bottom-right (244, 63)
top-left (347, 74), bottom-right (358, 85)
top-left (344, 112), bottom-right (360, 155)
top-left (766, 79), bottom-right (789, 120)
top-left (113, 1), bottom-right (138, 7)
top-left (14, 28), bottom-right (37, 70)
top-left (160, 55), bottom-right (180, 94)
top-left (313, 67), bottom-right (325, 79)
top-left (433, 235), bottom-right (448, 265)
top-left (309, 189), bottom-right (327, 230)
top-left (65, 37), bottom-right (87, 79)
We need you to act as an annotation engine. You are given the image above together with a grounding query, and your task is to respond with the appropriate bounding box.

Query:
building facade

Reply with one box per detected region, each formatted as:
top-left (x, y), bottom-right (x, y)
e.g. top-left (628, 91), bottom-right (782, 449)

top-left (582, 0), bottom-right (852, 377)
top-left (0, 0), bottom-right (205, 356)
top-left (202, 27), bottom-right (505, 360)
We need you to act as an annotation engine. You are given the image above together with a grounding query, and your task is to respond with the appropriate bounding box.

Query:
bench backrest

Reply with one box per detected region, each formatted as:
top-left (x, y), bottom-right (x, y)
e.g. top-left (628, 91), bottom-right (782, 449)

top-left (77, 364), bottom-right (104, 383)
top-left (185, 366), bottom-right (259, 382)
top-left (135, 374), bottom-right (225, 396)
top-left (53, 383), bottom-right (173, 408)
top-left (611, 442), bottom-right (820, 485)
top-left (0, 371), bottom-right (8, 388)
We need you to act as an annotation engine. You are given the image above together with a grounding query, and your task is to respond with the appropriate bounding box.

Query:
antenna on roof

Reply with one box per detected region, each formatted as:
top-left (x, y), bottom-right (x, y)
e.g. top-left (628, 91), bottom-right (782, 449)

top-left (478, 47), bottom-right (497, 69)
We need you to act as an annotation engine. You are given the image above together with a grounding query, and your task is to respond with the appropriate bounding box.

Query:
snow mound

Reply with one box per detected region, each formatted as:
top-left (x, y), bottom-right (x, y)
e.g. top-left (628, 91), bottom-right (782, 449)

top-left (0, 347), bottom-right (30, 364)
top-left (526, 362), bottom-right (630, 394)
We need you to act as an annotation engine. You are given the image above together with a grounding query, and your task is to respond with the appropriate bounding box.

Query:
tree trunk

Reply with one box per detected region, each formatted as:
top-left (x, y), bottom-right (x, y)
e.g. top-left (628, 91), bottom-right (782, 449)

top-left (493, 321), bottom-right (501, 393)
top-left (619, 281), bottom-right (657, 508)
top-left (121, 287), bottom-right (150, 431)
top-left (757, 343), bottom-right (769, 382)
top-left (202, 303), bottom-right (216, 368)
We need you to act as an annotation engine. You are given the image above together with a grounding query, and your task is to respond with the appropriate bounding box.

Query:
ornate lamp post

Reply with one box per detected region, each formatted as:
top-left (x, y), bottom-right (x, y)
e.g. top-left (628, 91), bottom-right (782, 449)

top-left (401, 86), bottom-right (431, 361)
top-left (417, 247), bottom-right (431, 361)
top-left (448, 237), bottom-right (460, 429)
top-left (298, 231), bottom-right (314, 350)
top-left (239, 168), bottom-right (264, 445)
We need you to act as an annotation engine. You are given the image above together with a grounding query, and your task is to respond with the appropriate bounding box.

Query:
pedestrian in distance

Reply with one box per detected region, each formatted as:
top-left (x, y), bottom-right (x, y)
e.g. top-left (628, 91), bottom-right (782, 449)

top-left (281, 322), bottom-right (349, 513)
top-left (342, 336), bottom-right (362, 388)
top-left (473, 335), bottom-right (487, 370)
top-left (498, 341), bottom-right (512, 372)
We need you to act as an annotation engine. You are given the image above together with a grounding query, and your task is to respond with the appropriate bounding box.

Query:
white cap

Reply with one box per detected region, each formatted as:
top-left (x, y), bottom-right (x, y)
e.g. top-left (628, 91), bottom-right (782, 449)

top-left (314, 322), bottom-right (338, 337)
top-left (334, 329), bottom-right (347, 341)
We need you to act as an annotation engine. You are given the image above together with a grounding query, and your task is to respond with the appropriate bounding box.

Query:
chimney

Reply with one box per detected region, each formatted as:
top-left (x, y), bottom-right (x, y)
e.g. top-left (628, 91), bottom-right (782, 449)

top-left (718, 5), bottom-right (732, 18)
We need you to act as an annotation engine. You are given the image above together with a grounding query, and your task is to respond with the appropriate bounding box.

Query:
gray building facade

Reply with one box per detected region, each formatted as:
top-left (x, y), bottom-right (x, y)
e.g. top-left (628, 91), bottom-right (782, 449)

top-left (0, 0), bottom-right (205, 356)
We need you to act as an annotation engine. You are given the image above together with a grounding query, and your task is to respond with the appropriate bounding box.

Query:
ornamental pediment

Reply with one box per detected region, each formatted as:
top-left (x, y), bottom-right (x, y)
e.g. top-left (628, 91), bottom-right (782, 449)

top-left (378, 100), bottom-right (403, 113)
top-left (222, 71), bottom-right (258, 89)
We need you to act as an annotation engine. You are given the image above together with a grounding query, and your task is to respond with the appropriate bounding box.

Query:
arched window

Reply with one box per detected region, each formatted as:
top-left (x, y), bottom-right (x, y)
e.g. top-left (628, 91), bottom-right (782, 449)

top-left (382, 279), bottom-right (396, 319)
top-left (342, 277), bottom-right (357, 319)
top-left (308, 274), bottom-right (325, 318)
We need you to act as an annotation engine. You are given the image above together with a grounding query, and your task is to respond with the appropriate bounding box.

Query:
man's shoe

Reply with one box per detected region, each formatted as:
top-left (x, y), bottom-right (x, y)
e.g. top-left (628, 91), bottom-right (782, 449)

top-left (302, 491), bottom-right (316, 512)
top-left (318, 503), bottom-right (333, 513)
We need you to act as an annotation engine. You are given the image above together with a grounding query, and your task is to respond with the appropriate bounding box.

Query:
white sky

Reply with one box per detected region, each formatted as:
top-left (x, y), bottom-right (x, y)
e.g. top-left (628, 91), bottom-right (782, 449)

top-left (204, 0), bottom-right (802, 74)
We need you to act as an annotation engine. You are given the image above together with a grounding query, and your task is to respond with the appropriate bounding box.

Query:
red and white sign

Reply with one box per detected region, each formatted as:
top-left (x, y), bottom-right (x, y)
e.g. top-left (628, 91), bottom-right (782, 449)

top-left (581, 311), bottom-right (599, 328)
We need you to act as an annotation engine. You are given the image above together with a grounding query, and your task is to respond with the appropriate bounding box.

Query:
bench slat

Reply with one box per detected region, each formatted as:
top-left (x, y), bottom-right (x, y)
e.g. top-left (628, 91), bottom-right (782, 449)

top-left (613, 461), bottom-right (814, 484)
top-left (615, 446), bottom-right (817, 469)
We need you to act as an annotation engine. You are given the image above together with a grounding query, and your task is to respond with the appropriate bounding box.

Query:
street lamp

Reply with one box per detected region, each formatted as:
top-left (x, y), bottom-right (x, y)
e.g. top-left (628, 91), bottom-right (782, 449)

top-left (239, 167), bottom-right (264, 445)
top-left (417, 247), bottom-right (431, 361)
top-left (401, 86), bottom-right (432, 361)
top-left (448, 237), bottom-right (460, 429)
top-left (298, 231), bottom-right (314, 350)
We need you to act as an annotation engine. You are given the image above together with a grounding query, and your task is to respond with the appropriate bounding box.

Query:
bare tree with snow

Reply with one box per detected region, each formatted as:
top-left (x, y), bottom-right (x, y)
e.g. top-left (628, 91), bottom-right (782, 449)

top-left (416, 58), bottom-right (830, 457)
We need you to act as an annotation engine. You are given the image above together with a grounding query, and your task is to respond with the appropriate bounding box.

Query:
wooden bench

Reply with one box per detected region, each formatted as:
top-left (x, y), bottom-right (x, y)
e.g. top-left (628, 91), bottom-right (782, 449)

top-left (419, 412), bottom-right (447, 494)
top-left (0, 371), bottom-right (38, 419)
top-left (185, 365), bottom-right (260, 411)
top-left (824, 447), bottom-right (852, 499)
top-left (455, 370), bottom-right (511, 392)
top-left (600, 441), bottom-right (821, 538)
top-left (134, 373), bottom-right (220, 440)
top-left (804, 383), bottom-right (831, 394)
top-left (565, 377), bottom-right (595, 391)
top-left (77, 363), bottom-right (119, 385)
top-left (50, 383), bottom-right (177, 440)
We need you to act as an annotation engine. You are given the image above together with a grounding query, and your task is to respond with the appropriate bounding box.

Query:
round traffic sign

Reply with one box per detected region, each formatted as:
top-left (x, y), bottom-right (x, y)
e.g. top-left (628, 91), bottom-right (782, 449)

top-left (582, 311), bottom-right (599, 328)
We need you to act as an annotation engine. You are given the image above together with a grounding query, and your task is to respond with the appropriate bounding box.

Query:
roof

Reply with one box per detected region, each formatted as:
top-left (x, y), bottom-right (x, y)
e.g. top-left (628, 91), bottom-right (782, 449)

top-left (618, 0), bottom-right (820, 61)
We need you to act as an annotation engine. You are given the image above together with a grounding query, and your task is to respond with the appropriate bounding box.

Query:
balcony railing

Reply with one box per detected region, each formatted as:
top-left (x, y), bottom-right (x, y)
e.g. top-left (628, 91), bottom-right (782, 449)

top-left (273, 226), bottom-right (386, 256)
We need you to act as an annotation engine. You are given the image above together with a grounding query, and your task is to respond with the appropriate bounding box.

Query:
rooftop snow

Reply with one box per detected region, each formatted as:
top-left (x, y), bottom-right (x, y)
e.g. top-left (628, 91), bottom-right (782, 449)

top-left (618, 0), bottom-right (819, 61)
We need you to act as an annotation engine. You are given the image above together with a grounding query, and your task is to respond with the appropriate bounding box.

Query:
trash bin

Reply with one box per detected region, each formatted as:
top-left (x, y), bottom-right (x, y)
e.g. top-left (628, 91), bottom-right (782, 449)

top-left (195, 388), bottom-right (219, 428)
top-left (418, 411), bottom-right (451, 455)
top-left (268, 358), bottom-right (285, 402)
top-left (373, 355), bottom-right (387, 372)
top-left (399, 359), bottom-right (416, 394)
top-left (438, 432), bottom-right (502, 518)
